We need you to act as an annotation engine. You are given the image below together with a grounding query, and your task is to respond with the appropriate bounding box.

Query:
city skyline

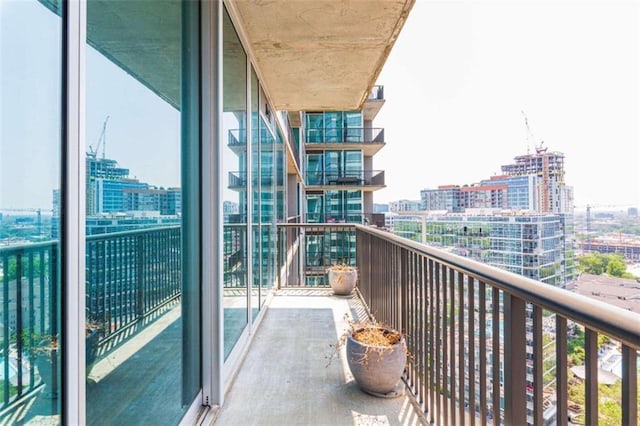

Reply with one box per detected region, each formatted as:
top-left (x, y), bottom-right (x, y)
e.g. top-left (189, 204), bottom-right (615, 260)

top-left (3, 1), bottom-right (638, 213)
top-left (374, 0), bottom-right (639, 210)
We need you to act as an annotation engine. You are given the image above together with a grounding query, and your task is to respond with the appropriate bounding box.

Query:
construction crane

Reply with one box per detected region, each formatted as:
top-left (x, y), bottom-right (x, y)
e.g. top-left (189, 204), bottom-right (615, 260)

top-left (88, 116), bottom-right (110, 159)
top-left (521, 110), bottom-right (546, 154)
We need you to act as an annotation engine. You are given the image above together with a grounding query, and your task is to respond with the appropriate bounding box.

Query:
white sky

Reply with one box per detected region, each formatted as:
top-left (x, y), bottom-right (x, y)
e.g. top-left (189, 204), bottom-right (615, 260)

top-left (373, 0), bottom-right (640, 210)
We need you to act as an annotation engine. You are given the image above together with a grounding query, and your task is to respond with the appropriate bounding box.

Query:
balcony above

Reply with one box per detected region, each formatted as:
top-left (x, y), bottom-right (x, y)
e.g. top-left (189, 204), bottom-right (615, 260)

top-left (225, 1), bottom-right (415, 111)
top-left (363, 85), bottom-right (385, 121)
top-left (228, 171), bottom-right (284, 191)
top-left (305, 128), bottom-right (385, 156)
top-left (305, 170), bottom-right (385, 191)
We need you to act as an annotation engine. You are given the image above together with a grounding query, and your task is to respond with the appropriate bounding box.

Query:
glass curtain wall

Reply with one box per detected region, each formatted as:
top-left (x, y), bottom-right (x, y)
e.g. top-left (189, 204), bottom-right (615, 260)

top-left (85, 0), bottom-right (189, 423)
top-left (222, 7), bottom-right (248, 360)
top-left (250, 69), bottom-right (260, 321)
top-left (305, 111), bottom-right (363, 143)
top-left (260, 118), bottom-right (277, 305)
top-left (0, 1), bottom-right (63, 422)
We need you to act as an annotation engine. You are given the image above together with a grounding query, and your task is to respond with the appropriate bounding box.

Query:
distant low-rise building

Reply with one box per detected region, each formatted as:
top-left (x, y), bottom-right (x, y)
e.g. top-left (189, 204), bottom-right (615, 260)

top-left (568, 273), bottom-right (640, 314)
top-left (389, 199), bottom-right (421, 212)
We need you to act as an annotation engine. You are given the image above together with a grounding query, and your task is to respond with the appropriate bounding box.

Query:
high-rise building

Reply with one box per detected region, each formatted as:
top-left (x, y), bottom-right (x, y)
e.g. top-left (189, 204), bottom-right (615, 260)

top-left (395, 209), bottom-right (576, 287)
top-left (421, 147), bottom-right (573, 215)
top-left (302, 98), bottom-right (385, 224)
top-left (501, 146), bottom-right (572, 213)
top-left (299, 89), bottom-right (386, 284)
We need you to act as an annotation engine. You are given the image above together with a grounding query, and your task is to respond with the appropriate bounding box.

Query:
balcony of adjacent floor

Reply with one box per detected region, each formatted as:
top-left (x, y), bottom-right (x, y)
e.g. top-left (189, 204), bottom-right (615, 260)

top-left (2, 223), bottom-right (639, 426)
top-left (227, 171), bottom-right (285, 191)
top-left (305, 170), bottom-right (385, 191)
top-left (363, 85), bottom-right (385, 122)
top-left (304, 128), bottom-right (386, 156)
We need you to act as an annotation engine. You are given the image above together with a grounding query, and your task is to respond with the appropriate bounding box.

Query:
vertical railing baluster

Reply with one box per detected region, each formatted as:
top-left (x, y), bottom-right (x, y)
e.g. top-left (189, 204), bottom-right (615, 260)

top-left (428, 258), bottom-right (435, 423)
top-left (458, 271), bottom-right (465, 425)
top-left (108, 238), bottom-right (115, 334)
top-left (435, 261), bottom-right (441, 423)
top-left (533, 305), bottom-right (543, 425)
top-left (556, 315), bottom-right (568, 426)
top-left (136, 233), bottom-right (144, 319)
top-left (29, 250), bottom-right (38, 389)
top-left (449, 267), bottom-right (456, 426)
top-left (584, 328), bottom-right (598, 426)
top-left (479, 281), bottom-right (487, 424)
top-left (442, 265), bottom-right (449, 426)
top-left (504, 294), bottom-right (527, 425)
top-left (15, 252), bottom-right (24, 393)
top-left (467, 276), bottom-right (476, 426)
top-left (492, 287), bottom-right (501, 425)
top-left (419, 255), bottom-right (426, 410)
top-left (117, 236), bottom-right (123, 329)
top-left (621, 344), bottom-right (638, 426)
top-left (3, 255), bottom-right (10, 406)
top-left (406, 251), bottom-right (414, 389)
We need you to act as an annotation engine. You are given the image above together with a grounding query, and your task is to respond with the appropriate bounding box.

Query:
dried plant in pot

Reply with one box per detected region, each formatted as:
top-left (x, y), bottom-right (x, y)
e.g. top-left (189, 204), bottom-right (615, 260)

top-left (326, 263), bottom-right (358, 296)
top-left (33, 335), bottom-right (59, 399)
top-left (329, 318), bottom-right (408, 398)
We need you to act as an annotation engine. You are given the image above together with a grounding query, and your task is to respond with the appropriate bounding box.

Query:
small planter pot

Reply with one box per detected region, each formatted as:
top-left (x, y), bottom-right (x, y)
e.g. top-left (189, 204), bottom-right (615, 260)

top-left (328, 267), bottom-right (358, 295)
top-left (346, 326), bottom-right (407, 397)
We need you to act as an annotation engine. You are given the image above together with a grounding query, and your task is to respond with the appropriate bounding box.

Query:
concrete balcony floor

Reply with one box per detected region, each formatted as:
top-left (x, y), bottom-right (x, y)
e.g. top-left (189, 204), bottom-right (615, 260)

top-left (215, 288), bottom-right (426, 426)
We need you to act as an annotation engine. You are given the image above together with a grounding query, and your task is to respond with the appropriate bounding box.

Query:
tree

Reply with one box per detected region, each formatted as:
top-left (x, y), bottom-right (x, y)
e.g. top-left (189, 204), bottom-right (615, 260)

top-left (606, 258), bottom-right (626, 277)
top-left (577, 253), bottom-right (630, 277)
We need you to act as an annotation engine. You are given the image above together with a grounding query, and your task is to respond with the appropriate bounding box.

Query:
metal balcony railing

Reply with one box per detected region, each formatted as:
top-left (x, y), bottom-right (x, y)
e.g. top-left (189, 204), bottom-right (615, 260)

top-left (368, 85), bottom-right (384, 101)
top-left (276, 223), bottom-right (640, 425)
top-left (0, 226), bottom-right (181, 412)
top-left (355, 225), bottom-right (639, 426)
top-left (3, 223), bottom-right (638, 423)
top-left (228, 171), bottom-right (284, 189)
top-left (305, 127), bottom-right (384, 144)
top-left (305, 170), bottom-right (385, 187)
top-left (277, 223), bottom-right (357, 287)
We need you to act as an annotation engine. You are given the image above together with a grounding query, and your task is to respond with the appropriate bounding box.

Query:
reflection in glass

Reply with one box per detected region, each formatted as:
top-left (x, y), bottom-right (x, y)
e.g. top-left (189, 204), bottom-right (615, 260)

top-left (1, 0), bottom-right (62, 422)
top-left (85, 1), bottom-right (186, 423)
top-left (251, 69), bottom-right (260, 321)
top-left (259, 118), bottom-right (276, 303)
top-left (222, 7), bottom-right (248, 359)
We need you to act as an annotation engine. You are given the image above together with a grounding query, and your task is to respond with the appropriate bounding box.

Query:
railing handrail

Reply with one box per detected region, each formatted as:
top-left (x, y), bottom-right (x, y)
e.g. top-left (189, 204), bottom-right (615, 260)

top-left (0, 226), bottom-right (181, 254)
top-left (356, 224), bottom-right (640, 350)
top-left (304, 127), bottom-right (385, 144)
top-left (278, 223), bottom-right (357, 229)
top-left (86, 225), bottom-right (181, 241)
top-left (0, 240), bottom-right (57, 253)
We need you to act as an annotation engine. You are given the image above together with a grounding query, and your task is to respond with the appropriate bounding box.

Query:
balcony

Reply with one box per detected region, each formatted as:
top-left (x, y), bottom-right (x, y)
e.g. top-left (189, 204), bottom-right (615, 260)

top-left (2, 224), bottom-right (639, 425)
top-left (305, 128), bottom-right (385, 156)
top-left (306, 170), bottom-right (385, 191)
top-left (227, 171), bottom-right (285, 190)
top-left (364, 85), bottom-right (385, 121)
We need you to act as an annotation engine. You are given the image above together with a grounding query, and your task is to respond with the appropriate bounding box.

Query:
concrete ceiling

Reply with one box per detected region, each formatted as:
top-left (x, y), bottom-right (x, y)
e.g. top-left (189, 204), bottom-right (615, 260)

top-left (37, 0), bottom-right (414, 114)
top-left (226, 0), bottom-right (415, 111)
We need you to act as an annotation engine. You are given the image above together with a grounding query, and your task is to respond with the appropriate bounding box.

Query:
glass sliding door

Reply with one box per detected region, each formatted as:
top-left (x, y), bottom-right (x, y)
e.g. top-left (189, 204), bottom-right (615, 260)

top-left (344, 150), bottom-right (362, 182)
top-left (1, 1), bottom-right (63, 422)
top-left (259, 118), bottom-right (275, 306)
top-left (305, 113), bottom-right (323, 143)
top-left (250, 68), bottom-right (260, 322)
top-left (222, 6), bottom-right (248, 360)
top-left (324, 112), bottom-right (343, 142)
top-left (344, 111), bottom-right (362, 142)
top-left (306, 154), bottom-right (323, 186)
top-left (85, 1), bottom-right (190, 423)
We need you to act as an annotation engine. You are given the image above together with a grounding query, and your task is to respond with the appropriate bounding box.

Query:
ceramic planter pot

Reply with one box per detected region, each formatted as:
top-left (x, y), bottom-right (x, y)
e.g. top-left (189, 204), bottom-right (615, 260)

top-left (346, 326), bottom-right (407, 397)
top-left (328, 267), bottom-right (357, 295)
